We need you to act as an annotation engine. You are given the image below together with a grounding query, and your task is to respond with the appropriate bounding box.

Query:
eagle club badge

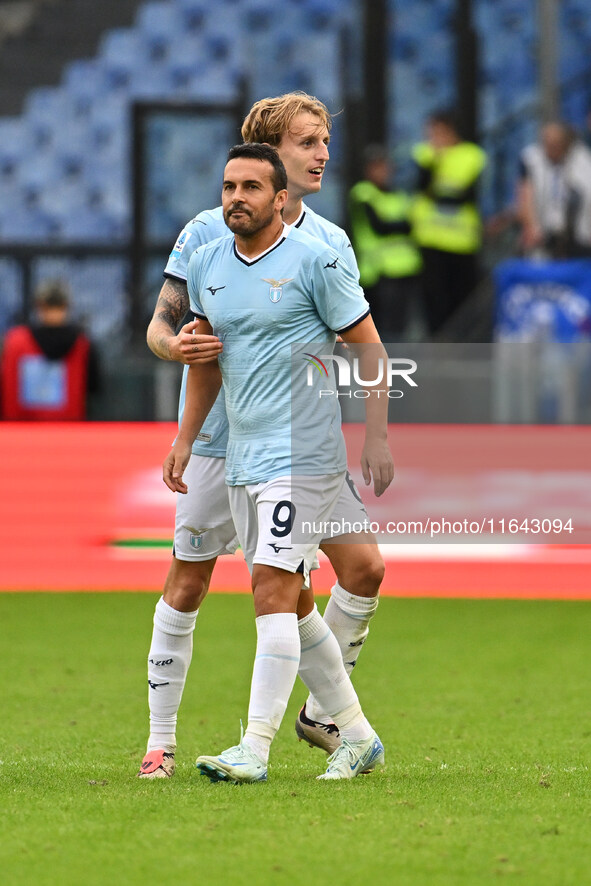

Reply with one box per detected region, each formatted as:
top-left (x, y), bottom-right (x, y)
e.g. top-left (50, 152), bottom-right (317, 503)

top-left (188, 527), bottom-right (208, 550)
top-left (262, 277), bottom-right (292, 303)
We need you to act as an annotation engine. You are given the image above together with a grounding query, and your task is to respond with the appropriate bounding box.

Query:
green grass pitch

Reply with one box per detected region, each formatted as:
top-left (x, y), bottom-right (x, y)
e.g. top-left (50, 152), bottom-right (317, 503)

top-left (1, 592), bottom-right (590, 886)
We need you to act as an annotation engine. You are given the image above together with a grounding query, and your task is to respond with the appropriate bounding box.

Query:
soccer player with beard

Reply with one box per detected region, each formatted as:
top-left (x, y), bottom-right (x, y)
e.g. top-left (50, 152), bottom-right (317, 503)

top-left (164, 143), bottom-right (391, 781)
top-left (139, 94), bottom-right (388, 780)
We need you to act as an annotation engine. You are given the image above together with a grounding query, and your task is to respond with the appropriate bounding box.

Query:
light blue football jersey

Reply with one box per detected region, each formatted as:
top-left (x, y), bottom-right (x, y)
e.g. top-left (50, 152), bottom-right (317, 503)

top-left (187, 224), bottom-right (370, 486)
top-left (164, 203), bottom-right (360, 458)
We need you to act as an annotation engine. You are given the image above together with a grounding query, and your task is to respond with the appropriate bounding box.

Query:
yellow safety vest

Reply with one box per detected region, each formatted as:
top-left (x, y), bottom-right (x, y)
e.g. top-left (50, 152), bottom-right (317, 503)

top-left (349, 180), bottom-right (422, 287)
top-left (411, 141), bottom-right (487, 254)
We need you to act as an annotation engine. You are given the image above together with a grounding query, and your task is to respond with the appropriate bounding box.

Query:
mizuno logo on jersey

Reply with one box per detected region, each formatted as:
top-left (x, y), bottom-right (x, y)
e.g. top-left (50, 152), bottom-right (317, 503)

top-left (268, 543), bottom-right (293, 553)
top-left (262, 277), bottom-right (292, 303)
top-left (324, 258), bottom-right (339, 269)
top-left (207, 285), bottom-right (226, 296)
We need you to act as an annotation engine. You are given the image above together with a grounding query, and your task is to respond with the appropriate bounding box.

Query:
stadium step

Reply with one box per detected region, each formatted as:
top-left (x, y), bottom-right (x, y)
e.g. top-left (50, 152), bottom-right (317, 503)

top-left (0, 0), bottom-right (144, 116)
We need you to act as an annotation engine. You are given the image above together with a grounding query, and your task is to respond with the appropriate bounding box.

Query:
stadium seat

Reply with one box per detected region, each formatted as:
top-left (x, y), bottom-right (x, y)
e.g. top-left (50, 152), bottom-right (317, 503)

top-left (56, 206), bottom-right (123, 242)
top-left (99, 27), bottom-right (148, 65)
top-left (24, 87), bottom-right (76, 130)
top-left (60, 60), bottom-right (107, 117)
top-left (183, 63), bottom-right (242, 102)
top-left (2, 203), bottom-right (60, 242)
top-left (1, 0), bottom-right (589, 259)
top-left (0, 118), bottom-right (33, 172)
top-left (0, 259), bottom-right (24, 334)
top-left (136, 1), bottom-right (182, 41)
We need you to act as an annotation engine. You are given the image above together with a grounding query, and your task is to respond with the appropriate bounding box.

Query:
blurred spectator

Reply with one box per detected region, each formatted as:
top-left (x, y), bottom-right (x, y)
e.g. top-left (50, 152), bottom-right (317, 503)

top-left (0, 280), bottom-right (101, 420)
top-left (517, 121), bottom-right (591, 259)
top-left (411, 110), bottom-right (487, 337)
top-left (348, 145), bottom-right (422, 341)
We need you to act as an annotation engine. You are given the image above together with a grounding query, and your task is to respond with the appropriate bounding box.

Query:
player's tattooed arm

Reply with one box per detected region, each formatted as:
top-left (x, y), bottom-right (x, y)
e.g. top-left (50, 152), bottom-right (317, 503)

top-left (146, 278), bottom-right (189, 360)
top-left (147, 278), bottom-right (222, 365)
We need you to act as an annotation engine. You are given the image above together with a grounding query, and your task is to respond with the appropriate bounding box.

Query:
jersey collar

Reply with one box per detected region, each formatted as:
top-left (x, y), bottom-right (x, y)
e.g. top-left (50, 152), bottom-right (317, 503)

top-left (233, 223), bottom-right (289, 266)
top-left (284, 205), bottom-right (307, 230)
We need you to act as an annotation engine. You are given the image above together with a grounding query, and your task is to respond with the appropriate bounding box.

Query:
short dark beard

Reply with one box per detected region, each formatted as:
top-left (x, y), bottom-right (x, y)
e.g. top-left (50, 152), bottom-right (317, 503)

top-left (225, 205), bottom-right (276, 239)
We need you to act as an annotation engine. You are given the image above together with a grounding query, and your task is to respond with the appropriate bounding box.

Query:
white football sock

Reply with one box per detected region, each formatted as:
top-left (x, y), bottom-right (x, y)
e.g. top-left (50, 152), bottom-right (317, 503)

top-left (305, 582), bottom-right (379, 725)
top-left (244, 612), bottom-right (300, 764)
top-left (298, 605), bottom-right (372, 743)
top-left (146, 597), bottom-right (198, 753)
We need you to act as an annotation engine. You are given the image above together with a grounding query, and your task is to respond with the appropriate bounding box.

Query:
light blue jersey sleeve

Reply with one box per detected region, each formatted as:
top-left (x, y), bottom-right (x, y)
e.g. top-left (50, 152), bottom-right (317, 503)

top-left (164, 206), bottom-right (230, 457)
top-left (164, 207), bottom-right (227, 282)
top-left (306, 243), bottom-right (370, 334)
top-left (298, 202), bottom-right (360, 280)
top-left (186, 245), bottom-right (206, 317)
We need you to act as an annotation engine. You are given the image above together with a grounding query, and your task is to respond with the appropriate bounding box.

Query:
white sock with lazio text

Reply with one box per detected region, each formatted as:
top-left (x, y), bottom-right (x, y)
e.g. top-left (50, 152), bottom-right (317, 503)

top-left (298, 605), bottom-right (372, 743)
top-left (146, 597), bottom-right (198, 754)
top-left (305, 582), bottom-right (379, 726)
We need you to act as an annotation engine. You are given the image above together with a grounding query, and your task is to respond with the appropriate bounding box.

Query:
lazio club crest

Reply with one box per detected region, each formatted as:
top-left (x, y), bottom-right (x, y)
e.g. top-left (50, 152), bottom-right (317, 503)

top-left (262, 277), bottom-right (292, 303)
top-left (188, 527), bottom-right (208, 550)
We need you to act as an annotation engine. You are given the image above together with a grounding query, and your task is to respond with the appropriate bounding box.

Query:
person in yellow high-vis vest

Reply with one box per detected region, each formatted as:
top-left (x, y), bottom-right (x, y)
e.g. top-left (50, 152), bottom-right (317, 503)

top-left (411, 110), bottom-right (487, 337)
top-left (349, 145), bottom-right (422, 341)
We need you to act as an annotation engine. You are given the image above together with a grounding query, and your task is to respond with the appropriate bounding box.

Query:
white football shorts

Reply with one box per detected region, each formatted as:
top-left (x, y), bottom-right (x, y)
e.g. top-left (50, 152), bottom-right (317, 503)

top-left (322, 470), bottom-right (373, 541)
top-left (228, 472), bottom-right (346, 586)
top-left (174, 457), bottom-right (373, 563)
top-left (173, 455), bottom-right (239, 561)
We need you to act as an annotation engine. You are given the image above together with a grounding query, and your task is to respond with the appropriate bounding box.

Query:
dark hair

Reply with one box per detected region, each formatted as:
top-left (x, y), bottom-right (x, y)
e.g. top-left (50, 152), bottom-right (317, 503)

top-left (428, 108), bottom-right (461, 135)
top-left (35, 280), bottom-right (69, 308)
top-left (227, 143), bottom-right (288, 193)
top-left (362, 144), bottom-right (389, 167)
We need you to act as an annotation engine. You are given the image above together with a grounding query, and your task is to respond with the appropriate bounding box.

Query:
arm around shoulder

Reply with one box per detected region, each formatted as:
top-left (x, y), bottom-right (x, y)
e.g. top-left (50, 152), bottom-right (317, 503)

top-left (147, 277), bottom-right (223, 364)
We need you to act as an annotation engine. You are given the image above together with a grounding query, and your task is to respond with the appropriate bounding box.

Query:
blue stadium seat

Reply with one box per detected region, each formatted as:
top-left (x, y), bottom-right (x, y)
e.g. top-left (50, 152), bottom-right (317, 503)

top-left (293, 33), bottom-right (341, 103)
top-left (37, 179), bottom-right (90, 229)
top-left (182, 61), bottom-right (242, 102)
top-left (2, 0), bottom-right (590, 251)
top-left (99, 27), bottom-right (148, 64)
top-left (0, 259), bottom-right (24, 334)
top-left (1, 202), bottom-right (60, 242)
top-left (240, 1), bottom-right (277, 33)
top-left (24, 87), bottom-right (76, 131)
top-left (304, 0), bottom-right (343, 29)
top-left (165, 33), bottom-right (212, 87)
top-left (137, 0), bottom-right (182, 41)
top-left (127, 64), bottom-right (177, 100)
top-left (56, 206), bottom-right (124, 242)
top-left (61, 59), bottom-right (107, 116)
top-left (0, 118), bottom-right (33, 173)
top-left (16, 152), bottom-right (66, 191)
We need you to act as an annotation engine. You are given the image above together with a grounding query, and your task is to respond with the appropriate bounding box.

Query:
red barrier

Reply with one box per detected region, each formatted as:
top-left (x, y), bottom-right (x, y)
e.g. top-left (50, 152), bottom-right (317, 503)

top-left (0, 422), bottom-right (589, 596)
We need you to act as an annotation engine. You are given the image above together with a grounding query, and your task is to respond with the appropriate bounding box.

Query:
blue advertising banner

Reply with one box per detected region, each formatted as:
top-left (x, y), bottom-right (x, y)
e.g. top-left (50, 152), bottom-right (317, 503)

top-left (494, 259), bottom-right (591, 341)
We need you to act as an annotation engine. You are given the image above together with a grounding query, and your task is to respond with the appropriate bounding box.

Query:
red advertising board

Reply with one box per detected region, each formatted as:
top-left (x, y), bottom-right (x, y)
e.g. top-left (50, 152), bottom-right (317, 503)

top-left (0, 422), bottom-right (589, 596)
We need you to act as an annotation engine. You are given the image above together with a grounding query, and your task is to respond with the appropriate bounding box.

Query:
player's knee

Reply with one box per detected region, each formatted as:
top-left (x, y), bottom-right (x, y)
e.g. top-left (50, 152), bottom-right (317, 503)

top-left (335, 549), bottom-right (384, 597)
top-left (252, 565), bottom-right (302, 615)
top-left (163, 558), bottom-right (214, 610)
